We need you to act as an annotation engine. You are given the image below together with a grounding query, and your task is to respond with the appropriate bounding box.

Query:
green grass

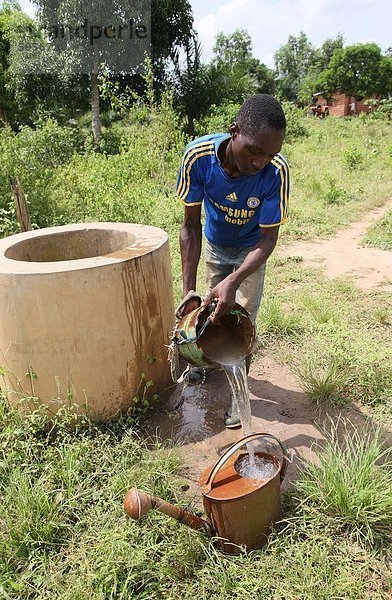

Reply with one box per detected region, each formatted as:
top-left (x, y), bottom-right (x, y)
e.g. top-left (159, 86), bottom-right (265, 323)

top-left (363, 208), bottom-right (392, 251)
top-left (294, 419), bottom-right (392, 547)
top-left (259, 253), bottom-right (392, 418)
top-left (283, 117), bottom-right (392, 242)
top-left (0, 399), bottom-right (390, 599)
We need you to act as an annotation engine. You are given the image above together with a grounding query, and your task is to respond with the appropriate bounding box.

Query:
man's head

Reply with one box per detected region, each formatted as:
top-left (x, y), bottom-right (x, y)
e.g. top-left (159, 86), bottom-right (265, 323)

top-left (229, 94), bottom-right (286, 176)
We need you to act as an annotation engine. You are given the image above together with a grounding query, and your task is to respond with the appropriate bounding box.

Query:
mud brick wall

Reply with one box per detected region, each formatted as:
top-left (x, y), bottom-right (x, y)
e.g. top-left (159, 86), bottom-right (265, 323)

top-left (315, 93), bottom-right (379, 116)
top-left (328, 92), bottom-right (349, 116)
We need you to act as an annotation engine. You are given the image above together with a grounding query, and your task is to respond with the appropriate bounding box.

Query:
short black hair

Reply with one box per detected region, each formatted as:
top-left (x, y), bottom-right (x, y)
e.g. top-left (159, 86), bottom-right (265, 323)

top-left (236, 94), bottom-right (286, 138)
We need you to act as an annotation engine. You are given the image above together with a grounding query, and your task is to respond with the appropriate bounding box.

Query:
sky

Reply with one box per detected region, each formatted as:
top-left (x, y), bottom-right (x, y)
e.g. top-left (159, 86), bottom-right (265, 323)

top-left (19, 0), bottom-right (392, 67)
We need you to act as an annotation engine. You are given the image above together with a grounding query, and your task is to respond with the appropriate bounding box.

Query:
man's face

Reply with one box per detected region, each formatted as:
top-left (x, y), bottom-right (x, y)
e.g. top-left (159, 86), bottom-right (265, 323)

top-left (230, 123), bottom-right (285, 176)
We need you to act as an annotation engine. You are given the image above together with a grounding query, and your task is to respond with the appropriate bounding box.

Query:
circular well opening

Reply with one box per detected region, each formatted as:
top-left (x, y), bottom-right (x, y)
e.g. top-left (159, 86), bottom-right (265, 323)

top-left (5, 229), bottom-right (137, 262)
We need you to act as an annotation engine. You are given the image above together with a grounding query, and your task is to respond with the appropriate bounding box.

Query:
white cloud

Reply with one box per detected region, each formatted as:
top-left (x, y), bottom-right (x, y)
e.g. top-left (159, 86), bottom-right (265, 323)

top-left (18, 0), bottom-right (36, 17)
top-left (193, 0), bottom-right (392, 66)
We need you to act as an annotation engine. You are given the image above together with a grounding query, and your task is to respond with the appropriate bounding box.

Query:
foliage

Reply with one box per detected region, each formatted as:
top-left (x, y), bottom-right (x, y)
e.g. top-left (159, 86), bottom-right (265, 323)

top-left (193, 101), bottom-right (240, 136)
top-left (343, 146), bottom-right (365, 171)
top-left (294, 356), bottom-right (349, 406)
top-left (297, 34), bottom-right (344, 105)
top-left (0, 119), bottom-right (87, 227)
top-left (172, 33), bottom-right (218, 133)
top-left (0, 2), bottom-right (41, 124)
top-left (0, 394), bottom-right (389, 598)
top-left (363, 209), bottom-right (392, 251)
top-left (294, 420), bottom-right (392, 546)
top-left (280, 101), bottom-right (308, 142)
top-left (365, 97), bottom-right (392, 120)
top-left (212, 29), bottom-right (275, 96)
top-left (317, 43), bottom-right (392, 99)
top-left (274, 32), bottom-right (316, 101)
top-left (258, 298), bottom-right (303, 337)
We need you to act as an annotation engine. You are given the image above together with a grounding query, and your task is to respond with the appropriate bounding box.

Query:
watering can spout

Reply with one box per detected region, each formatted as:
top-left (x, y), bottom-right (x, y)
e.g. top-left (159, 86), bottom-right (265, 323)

top-left (124, 434), bottom-right (289, 555)
top-left (124, 488), bottom-right (213, 536)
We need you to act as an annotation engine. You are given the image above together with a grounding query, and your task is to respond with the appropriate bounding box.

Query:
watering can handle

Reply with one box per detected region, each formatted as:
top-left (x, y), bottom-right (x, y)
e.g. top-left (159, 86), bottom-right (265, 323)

top-left (204, 433), bottom-right (289, 491)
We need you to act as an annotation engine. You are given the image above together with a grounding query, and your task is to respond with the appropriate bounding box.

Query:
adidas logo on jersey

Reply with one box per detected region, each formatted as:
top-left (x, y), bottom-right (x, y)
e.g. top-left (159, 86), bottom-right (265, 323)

top-left (226, 192), bottom-right (238, 202)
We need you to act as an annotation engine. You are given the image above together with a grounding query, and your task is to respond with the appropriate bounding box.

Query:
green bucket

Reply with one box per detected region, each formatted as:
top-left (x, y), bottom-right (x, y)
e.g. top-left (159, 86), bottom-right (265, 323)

top-left (173, 303), bottom-right (255, 368)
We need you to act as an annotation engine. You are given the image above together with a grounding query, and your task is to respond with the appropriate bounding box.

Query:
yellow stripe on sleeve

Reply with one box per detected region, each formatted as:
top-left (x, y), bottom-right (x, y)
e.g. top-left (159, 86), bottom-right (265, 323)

top-left (177, 148), bottom-right (215, 201)
top-left (271, 155), bottom-right (289, 221)
top-left (177, 141), bottom-right (214, 199)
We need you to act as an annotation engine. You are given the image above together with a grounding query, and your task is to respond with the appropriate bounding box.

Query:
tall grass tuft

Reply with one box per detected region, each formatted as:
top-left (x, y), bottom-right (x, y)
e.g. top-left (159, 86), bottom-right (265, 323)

top-left (294, 357), bottom-right (349, 405)
top-left (294, 419), bottom-right (392, 547)
top-left (258, 298), bottom-right (302, 337)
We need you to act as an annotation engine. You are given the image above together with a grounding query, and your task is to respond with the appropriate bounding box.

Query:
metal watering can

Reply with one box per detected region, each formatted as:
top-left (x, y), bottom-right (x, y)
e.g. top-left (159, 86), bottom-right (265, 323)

top-left (172, 302), bottom-right (255, 368)
top-left (124, 433), bottom-right (288, 555)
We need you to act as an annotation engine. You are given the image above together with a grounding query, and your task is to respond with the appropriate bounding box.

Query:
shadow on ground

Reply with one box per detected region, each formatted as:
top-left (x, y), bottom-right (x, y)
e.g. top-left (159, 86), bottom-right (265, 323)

top-left (146, 356), bottom-right (376, 498)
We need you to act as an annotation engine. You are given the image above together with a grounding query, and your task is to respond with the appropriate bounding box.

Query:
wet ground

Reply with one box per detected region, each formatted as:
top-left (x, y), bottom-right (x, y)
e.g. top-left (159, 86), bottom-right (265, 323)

top-left (146, 355), bottom-right (371, 501)
top-left (146, 201), bottom-right (392, 501)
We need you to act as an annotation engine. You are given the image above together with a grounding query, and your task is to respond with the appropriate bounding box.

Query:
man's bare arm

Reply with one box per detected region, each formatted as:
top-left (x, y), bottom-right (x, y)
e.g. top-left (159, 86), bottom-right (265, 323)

top-left (179, 205), bottom-right (202, 297)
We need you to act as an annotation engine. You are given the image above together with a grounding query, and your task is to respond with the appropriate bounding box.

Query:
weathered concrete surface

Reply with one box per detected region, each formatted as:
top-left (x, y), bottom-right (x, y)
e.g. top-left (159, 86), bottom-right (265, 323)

top-left (0, 223), bottom-right (174, 420)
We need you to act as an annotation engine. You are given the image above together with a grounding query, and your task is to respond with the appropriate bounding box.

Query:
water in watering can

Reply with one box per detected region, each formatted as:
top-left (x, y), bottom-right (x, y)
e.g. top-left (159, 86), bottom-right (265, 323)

top-left (236, 454), bottom-right (278, 479)
top-left (222, 359), bottom-right (279, 481)
top-left (222, 359), bottom-right (262, 475)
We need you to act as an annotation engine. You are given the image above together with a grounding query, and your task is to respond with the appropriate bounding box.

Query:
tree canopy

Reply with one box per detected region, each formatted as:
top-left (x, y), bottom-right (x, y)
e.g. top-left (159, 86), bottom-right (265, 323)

top-left (317, 43), bottom-right (392, 99)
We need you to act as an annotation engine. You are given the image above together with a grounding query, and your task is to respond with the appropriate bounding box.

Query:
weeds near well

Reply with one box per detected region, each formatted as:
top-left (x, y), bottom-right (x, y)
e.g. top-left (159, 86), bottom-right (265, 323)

top-left (294, 419), bottom-right (392, 547)
top-left (294, 356), bottom-right (349, 406)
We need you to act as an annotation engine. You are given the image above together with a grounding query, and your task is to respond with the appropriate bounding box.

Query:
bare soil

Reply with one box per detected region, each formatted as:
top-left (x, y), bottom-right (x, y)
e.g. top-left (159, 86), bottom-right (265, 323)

top-left (279, 200), bottom-right (392, 291)
top-left (147, 200), bottom-right (392, 497)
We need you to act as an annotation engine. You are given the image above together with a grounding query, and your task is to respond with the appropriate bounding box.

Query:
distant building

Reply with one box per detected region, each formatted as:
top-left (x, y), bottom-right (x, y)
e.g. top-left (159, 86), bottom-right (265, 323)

top-left (310, 91), bottom-right (380, 117)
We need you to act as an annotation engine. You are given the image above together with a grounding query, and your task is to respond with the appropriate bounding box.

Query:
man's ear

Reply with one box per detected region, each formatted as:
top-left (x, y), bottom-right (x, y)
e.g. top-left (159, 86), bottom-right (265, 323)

top-left (229, 122), bottom-right (239, 138)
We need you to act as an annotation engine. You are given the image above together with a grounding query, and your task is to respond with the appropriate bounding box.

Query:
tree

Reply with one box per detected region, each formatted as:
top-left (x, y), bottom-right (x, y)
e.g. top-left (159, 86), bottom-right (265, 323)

top-left (274, 32), bottom-right (316, 101)
top-left (172, 28), bottom-right (274, 133)
top-left (212, 29), bottom-right (274, 96)
top-left (319, 43), bottom-right (392, 99)
top-left (9, 0), bottom-right (194, 143)
top-left (315, 34), bottom-right (344, 70)
top-left (0, 1), bottom-right (37, 124)
top-left (297, 34), bottom-right (344, 105)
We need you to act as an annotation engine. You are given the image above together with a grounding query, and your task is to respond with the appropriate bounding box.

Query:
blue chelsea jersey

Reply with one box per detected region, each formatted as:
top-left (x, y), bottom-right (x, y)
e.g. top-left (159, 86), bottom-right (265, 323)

top-left (176, 133), bottom-right (290, 247)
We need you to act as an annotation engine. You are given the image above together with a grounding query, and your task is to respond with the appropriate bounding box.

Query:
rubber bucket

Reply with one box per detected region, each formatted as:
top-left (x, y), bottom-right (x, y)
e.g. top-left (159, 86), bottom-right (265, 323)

top-left (173, 303), bottom-right (255, 367)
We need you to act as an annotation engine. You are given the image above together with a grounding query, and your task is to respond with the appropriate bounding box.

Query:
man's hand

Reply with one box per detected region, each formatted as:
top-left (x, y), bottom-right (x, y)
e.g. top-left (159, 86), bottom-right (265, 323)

top-left (203, 275), bottom-right (237, 320)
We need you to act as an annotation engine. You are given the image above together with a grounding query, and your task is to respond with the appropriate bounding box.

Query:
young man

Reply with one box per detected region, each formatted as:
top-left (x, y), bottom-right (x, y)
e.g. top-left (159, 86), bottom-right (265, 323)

top-left (176, 94), bottom-right (289, 427)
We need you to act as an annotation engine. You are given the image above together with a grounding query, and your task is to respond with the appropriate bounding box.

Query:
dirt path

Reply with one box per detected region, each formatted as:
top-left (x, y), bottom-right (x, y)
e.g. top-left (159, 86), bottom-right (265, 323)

top-left (146, 201), bottom-right (391, 499)
top-left (278, 200), bottom-right (392, 290)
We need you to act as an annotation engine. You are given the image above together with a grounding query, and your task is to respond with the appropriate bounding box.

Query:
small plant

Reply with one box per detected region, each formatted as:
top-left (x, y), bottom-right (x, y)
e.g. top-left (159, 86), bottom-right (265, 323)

top-left (294, 419), bottom-right (392, 547)
top-left (258, 298), bottom-right (302, 337)
top-left (302, 295), bottom-right (338, 324)
top-left (343, 147), bottom-right (364, 171)
top-left (373, 308), bottom-right (390, 325)
top-left (324, 177), bottom-right (347, 205)
top-left (294, 356), bottom-right (349, 405)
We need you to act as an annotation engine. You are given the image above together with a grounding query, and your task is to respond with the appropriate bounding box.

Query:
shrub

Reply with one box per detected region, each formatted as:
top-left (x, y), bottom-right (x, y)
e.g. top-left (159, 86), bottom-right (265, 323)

top-left (193, 101), bottom-right (240, 136)
top-left (324, 177), bottom-right (349, 205)
top-left (281, 101), bottom-right (308, 143)
top-left (0, 119), bottom-right (87, 229)
top-left (343, 147), bottom-right (364, 171)
top-left (294, 356), bottom-right (349, 406)
top-left (258, 298), bottom-right (302, 337)
top-left (294, 419), bottom-right (392, 546)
